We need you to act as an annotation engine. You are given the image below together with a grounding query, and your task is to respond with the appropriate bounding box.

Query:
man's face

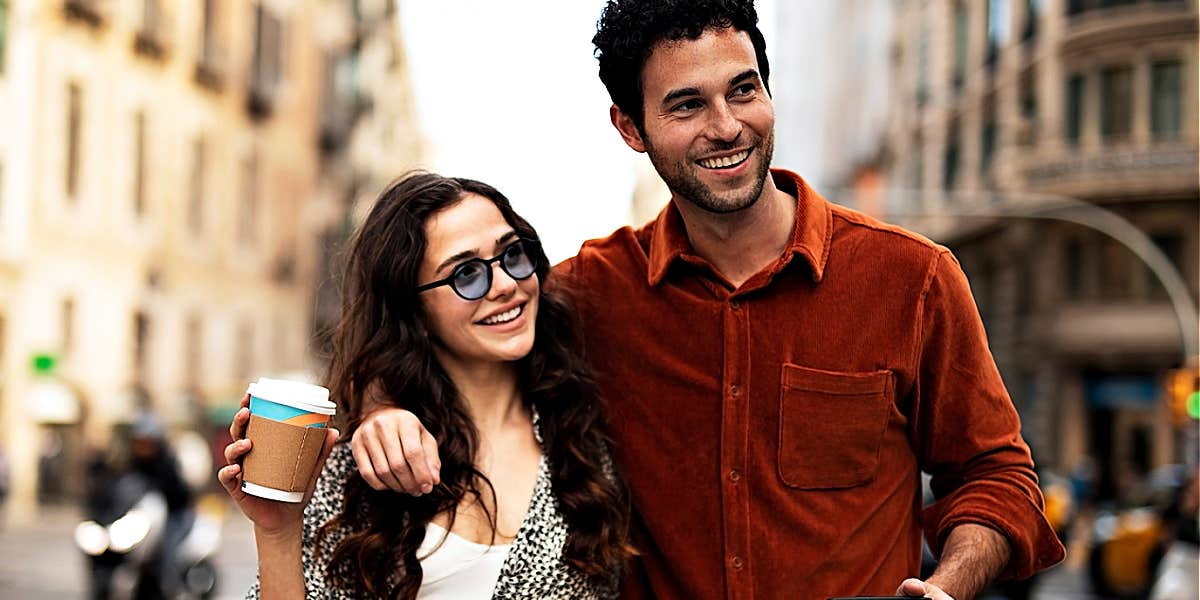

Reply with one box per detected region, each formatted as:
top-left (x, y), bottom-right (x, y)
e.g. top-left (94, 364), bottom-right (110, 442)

top-left (635, 27), bottom-right (775, 214)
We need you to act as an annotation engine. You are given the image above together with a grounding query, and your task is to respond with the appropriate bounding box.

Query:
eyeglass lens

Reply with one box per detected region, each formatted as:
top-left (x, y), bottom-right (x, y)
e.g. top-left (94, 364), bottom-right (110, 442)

top-left (452, 241), bottom-right (536, 299)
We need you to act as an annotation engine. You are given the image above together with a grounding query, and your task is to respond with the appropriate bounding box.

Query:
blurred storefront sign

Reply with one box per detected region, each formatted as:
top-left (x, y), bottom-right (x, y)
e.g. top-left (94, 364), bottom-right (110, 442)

top-left (1085, 375), bottom-right (1159, 410)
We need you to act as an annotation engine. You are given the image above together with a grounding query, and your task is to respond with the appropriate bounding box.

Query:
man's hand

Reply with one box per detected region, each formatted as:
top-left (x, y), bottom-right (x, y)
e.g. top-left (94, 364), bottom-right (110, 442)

top-left (896, 578), bottom-right (953, 600)
top-left (350, 407), bottom-right (441, 494)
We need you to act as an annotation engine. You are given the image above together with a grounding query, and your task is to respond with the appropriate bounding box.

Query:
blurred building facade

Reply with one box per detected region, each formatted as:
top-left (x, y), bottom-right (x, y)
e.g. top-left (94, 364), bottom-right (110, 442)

top-left (886, 0), bottom-right (1198, 498)
top-left (0, 0), bottom-right (422, 518)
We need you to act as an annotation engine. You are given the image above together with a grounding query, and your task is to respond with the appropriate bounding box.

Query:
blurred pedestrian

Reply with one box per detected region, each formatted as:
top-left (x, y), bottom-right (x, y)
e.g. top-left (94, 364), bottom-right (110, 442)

top-left (354, 1), bottom-right (1066, 598)
top-left (128, 410), bottom-right (194, 596)
top-left (218, 173), bottom-right (631, 598)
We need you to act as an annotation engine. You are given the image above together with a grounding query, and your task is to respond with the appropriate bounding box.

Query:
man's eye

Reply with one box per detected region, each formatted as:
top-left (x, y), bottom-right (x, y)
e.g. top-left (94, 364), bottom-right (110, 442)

top-left (732, 83), bottom-right (756, 97)
top-left (672, 99), bottom-right (701, 113)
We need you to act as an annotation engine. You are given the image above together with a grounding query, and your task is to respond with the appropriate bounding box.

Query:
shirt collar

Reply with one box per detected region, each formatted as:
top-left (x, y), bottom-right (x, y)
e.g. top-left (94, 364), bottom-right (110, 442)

top-left (646, 168), bottom-right (831, 287)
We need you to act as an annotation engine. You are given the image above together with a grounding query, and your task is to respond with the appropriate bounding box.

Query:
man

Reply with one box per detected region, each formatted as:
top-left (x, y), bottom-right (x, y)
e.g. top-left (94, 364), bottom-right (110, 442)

top-left (352, 1), bottom-right (1064, 598)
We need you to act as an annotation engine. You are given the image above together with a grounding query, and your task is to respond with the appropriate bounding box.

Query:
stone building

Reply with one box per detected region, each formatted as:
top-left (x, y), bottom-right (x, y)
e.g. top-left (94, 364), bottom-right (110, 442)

top-left (0, 0), bottom-right (422, 518)
top-left (886, 0), bottom-right (1198, 496)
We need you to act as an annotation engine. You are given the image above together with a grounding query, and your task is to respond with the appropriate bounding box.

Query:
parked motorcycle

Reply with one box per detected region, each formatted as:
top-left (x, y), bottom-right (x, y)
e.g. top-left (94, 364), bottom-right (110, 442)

top-left (75, 470), bottom-right (221, 600)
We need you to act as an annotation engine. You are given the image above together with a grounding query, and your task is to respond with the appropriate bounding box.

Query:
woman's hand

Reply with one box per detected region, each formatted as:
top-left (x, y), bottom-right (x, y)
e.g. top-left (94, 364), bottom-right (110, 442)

top-left (351, 406), bottom-right (441, 495)
top-left (217, 394), bottom-right (339, 537)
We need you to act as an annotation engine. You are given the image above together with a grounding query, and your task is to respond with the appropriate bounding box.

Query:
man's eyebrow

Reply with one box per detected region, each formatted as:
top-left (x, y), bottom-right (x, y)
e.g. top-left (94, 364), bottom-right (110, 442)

top-left (730, 69), bottom-right (760, 87)
top-left (435, 230), bottom-right (520, 274)
top-left (662, 86), bottom-right (701, 107)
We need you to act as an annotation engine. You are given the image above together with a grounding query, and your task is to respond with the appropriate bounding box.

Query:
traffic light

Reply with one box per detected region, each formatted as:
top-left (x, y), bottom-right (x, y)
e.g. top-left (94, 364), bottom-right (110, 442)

top-left (1165, 366), bottom-right (1200, 426)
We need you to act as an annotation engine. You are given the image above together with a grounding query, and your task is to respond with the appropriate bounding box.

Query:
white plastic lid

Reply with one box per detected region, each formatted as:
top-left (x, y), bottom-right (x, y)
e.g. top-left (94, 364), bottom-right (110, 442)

top-left (246, 377), bottom-right (336, 415)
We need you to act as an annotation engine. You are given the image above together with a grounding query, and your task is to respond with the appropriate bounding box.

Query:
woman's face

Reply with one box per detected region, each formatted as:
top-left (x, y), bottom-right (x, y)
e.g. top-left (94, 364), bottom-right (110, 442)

top-left (418, 193), bottom-right (540, 368)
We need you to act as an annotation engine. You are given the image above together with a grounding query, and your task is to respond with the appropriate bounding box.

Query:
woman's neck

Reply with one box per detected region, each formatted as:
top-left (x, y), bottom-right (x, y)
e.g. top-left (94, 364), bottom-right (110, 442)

top-left (436, 353), bottom-right (526, 434)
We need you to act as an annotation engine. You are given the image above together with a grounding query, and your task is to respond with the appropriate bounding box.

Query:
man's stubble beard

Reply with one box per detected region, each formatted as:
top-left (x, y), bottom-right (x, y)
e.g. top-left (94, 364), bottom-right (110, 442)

top-left (644, 128), bottom-right (775, 215)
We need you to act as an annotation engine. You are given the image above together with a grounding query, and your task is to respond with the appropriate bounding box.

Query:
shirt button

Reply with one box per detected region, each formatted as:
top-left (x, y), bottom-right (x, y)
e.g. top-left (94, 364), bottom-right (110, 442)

top-left (730, 300), bottom-right (741, 310)
top-left (730, 556), bottom-right (745, 570)
top-left (729, 384), bottom-right (740, 397)
top-left (729, 469), bottom-right (741, 483)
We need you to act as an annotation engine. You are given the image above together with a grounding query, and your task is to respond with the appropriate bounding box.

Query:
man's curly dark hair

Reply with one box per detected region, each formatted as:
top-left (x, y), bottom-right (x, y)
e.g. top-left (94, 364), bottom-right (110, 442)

top-left (592, 0), bottom-right (771, 132)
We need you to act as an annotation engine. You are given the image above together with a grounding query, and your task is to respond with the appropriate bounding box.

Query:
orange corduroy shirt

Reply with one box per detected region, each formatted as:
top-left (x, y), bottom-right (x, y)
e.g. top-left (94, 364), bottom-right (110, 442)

top-left (555, 169), bottom-right (1065, 600)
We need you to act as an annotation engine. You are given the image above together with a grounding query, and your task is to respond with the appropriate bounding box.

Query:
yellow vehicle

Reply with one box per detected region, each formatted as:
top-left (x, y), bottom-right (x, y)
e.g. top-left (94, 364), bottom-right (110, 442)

top-left (1087, 465), bottom-right (1187, 598)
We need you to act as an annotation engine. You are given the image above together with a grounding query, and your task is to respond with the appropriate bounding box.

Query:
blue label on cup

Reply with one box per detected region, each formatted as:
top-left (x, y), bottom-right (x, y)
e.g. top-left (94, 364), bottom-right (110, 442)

top-left (249, 395), bottom-right (328, 428)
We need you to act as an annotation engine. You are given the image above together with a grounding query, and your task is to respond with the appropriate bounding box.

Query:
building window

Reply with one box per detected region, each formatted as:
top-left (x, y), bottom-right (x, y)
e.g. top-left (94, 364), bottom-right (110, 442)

top-left (986, 0), bottom-right (1010, 68)
top-left (1065, 74), bottom-right (1084, 145)
top-left (1099, 237), bottom-right (1134, 299)
top-left (981, 115), bottom-right (997, 174)
top-left (61, 298), bottom-right (75, 355)
top-left (66, 82), bottom-right (83, 201)
top-left (188, 136), bottom-right (206, 235)
top-left (1023, 0), bottom-right (1041, 41)
top-left (1151, 59), bottom-right (1182, 141)
top-left (248, 4), bottom-right (284, 118)
top-left (238, 152), bottom-right (258, 244)
top-left (1148, 232), bottom-right (1184, 300)
top-left (0, 0), bottom-right (8, 75)
top-left (1063, 237), bottom-right (1084, 299)
top-left (943, 123), bottom-right (960, 190)
top-left (1100, 65), bottom-right (1133, 141)
top-left (953, 3), bottom-right (968, 89)
top-left (133, 111), bottom-right (147, 217)
top-left (133, 311), bottom-right (150, 377)
top-left (1019, 70), bottom-right (1038, 144)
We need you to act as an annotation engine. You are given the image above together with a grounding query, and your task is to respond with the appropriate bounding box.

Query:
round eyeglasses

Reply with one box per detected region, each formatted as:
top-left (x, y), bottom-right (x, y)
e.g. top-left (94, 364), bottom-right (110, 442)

top-left (416, 239), bottom-right (540, 301)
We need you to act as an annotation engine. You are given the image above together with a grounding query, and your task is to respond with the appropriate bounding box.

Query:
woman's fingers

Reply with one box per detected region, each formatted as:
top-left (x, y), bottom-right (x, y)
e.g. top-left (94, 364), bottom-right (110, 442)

top-left (380, 418), bottom-right (427, 494)
top-left (350, 436), bottom-right (387, 491)
top-left (421, 428), bottom-right (442, 486)
top-left (217, 464), bottom-right (243, 497)
top-left (363, 426), bottom-right (410, 492)
top-left (229, 405), bottom-right (251, 441)
top-left (223, 438), bottom-right (252, 465)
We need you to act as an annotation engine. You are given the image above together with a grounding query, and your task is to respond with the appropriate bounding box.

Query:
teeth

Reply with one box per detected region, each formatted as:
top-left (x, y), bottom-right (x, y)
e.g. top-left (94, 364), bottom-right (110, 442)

top-left (698, 150), bottom-right (750, 169)
top-left (482, 305), bottom-right (522, 325)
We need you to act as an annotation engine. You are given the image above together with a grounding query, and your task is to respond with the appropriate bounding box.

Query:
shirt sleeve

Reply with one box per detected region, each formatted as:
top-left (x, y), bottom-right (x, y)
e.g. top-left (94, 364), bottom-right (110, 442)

top-left (244, 445), bottom-right (358, 600)
top-left (912, 250), bottom-right (1065, 580)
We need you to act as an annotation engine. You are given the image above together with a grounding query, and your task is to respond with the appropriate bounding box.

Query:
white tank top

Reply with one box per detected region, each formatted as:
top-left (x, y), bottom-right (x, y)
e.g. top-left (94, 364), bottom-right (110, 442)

top-left (416, 522), bottom-right (512, 599)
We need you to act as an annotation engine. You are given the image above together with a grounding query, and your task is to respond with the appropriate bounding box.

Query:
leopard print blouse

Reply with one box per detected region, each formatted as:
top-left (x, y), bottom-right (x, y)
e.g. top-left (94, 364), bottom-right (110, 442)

top-left (245, 423), bottom-right (618, 599)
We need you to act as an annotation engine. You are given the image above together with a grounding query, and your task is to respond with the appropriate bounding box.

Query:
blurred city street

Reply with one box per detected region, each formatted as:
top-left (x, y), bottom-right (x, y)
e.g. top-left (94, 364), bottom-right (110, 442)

top-left (0, 501), bottom-right (258, 599)
top-left (0, 500), bottom-right (1100, 599)
top-left (0, 507), bottom-right (1087, 600)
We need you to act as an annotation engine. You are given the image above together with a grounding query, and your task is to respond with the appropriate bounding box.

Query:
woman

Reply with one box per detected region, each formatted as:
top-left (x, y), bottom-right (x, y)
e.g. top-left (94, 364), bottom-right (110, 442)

top-left (218, 173), bottom-right (631, 599)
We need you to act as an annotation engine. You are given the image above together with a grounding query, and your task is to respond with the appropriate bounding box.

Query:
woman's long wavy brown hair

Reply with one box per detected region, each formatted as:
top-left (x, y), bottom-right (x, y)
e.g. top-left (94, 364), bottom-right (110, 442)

top-left (319, 172), bottom-right (632, 598)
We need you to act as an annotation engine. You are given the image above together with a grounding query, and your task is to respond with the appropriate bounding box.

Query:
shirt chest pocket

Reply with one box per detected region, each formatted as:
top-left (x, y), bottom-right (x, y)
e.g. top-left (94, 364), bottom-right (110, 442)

top-left (778, 363), bottom-right (894, 490)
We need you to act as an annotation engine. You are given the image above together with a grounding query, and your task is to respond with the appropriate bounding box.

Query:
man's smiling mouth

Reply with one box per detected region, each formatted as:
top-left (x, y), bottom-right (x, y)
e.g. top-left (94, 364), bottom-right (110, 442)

top-left (697, 149), bottom-right (751, 170)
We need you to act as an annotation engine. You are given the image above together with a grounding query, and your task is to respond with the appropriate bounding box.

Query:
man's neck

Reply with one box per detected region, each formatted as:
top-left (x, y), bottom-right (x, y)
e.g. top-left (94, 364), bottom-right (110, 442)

top-left (673, 175), bottom-right (796, 289)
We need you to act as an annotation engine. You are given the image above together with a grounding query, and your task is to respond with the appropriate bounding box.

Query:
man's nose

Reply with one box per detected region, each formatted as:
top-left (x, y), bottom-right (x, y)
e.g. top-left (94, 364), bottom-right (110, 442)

top-left (705, 100), bottom-right (743, 143)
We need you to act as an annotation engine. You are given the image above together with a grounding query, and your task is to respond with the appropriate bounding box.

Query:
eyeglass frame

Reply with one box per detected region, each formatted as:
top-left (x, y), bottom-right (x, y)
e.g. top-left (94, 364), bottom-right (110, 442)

top-left (414, 238), bottom-right (541, 301)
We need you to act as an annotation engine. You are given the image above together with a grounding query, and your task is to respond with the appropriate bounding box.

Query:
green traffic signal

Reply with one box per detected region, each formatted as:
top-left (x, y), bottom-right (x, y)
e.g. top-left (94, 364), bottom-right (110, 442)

top-left (1188, 390), bottom-right (1200, 420)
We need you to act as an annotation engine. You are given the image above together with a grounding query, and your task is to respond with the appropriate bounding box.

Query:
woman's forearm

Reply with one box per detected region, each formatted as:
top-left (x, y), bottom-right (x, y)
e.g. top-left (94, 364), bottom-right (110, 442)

top-left (255, 525), bottom-right (308, 600)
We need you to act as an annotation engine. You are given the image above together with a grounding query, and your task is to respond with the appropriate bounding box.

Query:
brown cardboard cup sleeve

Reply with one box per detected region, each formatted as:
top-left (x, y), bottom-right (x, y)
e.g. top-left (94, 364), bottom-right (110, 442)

top-left (243, 414), bottom-right (326, 493)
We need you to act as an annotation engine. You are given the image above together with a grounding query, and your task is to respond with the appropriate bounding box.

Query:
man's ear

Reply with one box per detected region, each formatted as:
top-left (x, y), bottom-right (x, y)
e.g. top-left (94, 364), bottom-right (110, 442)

top-left (610, 104), bottom-right (647, 153)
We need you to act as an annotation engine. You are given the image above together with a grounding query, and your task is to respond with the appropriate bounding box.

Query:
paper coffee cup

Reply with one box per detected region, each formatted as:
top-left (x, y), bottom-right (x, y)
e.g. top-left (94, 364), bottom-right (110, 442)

top-left (241, 377), bottom-right (336, 502)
